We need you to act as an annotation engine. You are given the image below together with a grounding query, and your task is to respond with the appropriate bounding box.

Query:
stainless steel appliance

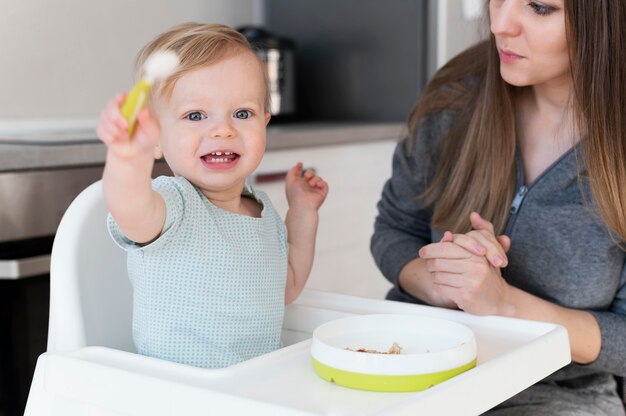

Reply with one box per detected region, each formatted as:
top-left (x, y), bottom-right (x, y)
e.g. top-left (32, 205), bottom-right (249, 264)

top-left (0, 166), bottom-right (104, 416)
top-left (238, 26), bottom-right (297, 119)
top-left (0, 153), bottom-right (170, 416)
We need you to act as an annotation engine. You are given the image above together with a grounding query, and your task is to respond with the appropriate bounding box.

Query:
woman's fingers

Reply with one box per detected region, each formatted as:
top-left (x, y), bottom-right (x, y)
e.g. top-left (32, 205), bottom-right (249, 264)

top-left (425, 258), bottom-right (468, 275)
top-left (440, 230), bottom-right (454, 243)
top-left (449, 233), bottom-right (488, 256)
top-left (419, 240), bottom-right (472, 260)
top-left (464, 230), bottom-right (508, 267)
top-left (497, 235), bottom-right (511, 252)
top-left (465, 213), bottom-right (509, 267)
top-left (443, 230), bottom-right (507, 267)
top-left (432, 271), bottom-right (465, 288)
top-left (470, 212), bottom-right (494, 233)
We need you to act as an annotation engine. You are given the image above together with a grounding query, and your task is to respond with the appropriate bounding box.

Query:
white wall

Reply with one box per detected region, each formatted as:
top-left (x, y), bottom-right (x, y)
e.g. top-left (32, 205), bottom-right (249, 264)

top-left (0, 0), bottom-right (263, 122)
top-left (436, 0), bottom-right (487, 69)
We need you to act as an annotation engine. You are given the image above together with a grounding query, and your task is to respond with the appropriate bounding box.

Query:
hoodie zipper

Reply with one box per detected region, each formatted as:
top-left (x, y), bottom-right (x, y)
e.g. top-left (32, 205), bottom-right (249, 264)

top-left (504, 185), bottom-right (528, 236)
top-left (510, 185), bottom-right (528, 215)
top-left (503, 146), bottom-right (577, 237)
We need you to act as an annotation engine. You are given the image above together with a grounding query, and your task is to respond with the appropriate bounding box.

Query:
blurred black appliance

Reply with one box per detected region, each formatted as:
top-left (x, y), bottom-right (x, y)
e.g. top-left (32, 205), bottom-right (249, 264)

top-left (263, 0), bottom-right (430, 123)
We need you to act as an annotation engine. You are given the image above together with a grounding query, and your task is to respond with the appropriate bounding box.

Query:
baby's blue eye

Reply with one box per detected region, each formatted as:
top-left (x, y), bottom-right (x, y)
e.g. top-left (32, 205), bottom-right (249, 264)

top-left (234, 110), bottom-right (252, 120)
top-left (186, 112), bottom-right (205, 121)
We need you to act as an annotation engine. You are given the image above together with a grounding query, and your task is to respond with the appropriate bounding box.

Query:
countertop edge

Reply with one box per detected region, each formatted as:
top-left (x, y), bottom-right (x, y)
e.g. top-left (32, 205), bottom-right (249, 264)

top-left (0, 122), bottom-right (406, 172)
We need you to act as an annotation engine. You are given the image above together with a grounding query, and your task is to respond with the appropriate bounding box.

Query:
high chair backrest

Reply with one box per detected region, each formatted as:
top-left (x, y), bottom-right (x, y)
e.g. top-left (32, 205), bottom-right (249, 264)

top-left (48, 180), bottom-right (135, 353)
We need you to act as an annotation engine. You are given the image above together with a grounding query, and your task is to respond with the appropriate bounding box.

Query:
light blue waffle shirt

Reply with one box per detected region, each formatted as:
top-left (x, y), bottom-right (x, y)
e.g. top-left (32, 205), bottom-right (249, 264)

top-left (107, 176), bottom-right (288, 368)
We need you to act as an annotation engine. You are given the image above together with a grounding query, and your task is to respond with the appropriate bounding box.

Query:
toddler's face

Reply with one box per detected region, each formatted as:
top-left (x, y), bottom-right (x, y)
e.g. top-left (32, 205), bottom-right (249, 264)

top-left (153, 51), bottom-right (270, 197)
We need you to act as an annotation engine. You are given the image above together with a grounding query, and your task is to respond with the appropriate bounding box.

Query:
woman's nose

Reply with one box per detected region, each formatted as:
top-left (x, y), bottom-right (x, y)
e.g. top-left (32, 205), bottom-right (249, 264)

top-left (490, 0), bottom-right (522, 37)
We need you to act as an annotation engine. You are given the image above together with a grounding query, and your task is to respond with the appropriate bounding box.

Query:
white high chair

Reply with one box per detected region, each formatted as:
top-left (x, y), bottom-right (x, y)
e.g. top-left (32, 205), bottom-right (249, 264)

top-left (25, 180), bottom-right (573, 416)
top-left (46, 180), bottom-right (134, 354)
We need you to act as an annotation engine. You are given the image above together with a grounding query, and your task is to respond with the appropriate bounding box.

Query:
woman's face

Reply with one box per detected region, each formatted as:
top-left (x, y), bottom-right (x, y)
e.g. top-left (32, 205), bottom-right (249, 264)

top-left (489, 0), bottom-right (570, 88)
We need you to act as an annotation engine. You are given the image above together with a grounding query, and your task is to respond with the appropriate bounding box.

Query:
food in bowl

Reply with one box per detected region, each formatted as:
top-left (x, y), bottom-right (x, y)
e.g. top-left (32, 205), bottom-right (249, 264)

top-left (346, 342), bottom-right (402, 354)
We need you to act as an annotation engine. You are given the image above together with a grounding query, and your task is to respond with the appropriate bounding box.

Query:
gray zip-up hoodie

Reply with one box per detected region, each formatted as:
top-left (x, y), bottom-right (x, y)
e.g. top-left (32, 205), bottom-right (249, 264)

top-left (371, 110), bottom-right (626, 413)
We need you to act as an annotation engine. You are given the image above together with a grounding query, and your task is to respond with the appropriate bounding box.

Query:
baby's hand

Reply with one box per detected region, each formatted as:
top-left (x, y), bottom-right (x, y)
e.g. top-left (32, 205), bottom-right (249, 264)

top-left (96, 93), bottom-right (160, 160)
top-left (285, 162), bottom-right (329, 211)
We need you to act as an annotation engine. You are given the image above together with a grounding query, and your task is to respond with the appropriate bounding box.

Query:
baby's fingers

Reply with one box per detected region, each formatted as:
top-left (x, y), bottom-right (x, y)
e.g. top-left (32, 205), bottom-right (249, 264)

top-left (97, 117), bottom-right (128, 146)
top-left (97, 94), bottom-right (129, 144)
top-left (132, 107), bottom-right (161, 149)
top-left (109, 93), bottom-right (130, 132)
top-left (303, 168), bottom-right (317, 180)
top-left (303, 170), bottom-right (322, 185)
top-left (312, 178), bottom-right (329, 195)
top-left (286, 162), bottom-right (304, 181)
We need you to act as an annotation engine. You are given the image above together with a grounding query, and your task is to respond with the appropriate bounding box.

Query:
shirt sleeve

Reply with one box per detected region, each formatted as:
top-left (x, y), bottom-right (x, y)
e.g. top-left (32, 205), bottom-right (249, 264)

top-left (370, 111), bottom-right (453, 293)
top-left (107, 176), bottom-right (185, 252)
top-left (586, 257), bottom-right (626, 377)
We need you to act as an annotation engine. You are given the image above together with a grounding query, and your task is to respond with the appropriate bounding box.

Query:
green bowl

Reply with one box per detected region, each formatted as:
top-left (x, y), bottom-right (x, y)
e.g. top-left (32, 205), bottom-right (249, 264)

top-left (310, 314), bottom-right (477, 392)
top-left (312, 356), bottom-right (476, 392)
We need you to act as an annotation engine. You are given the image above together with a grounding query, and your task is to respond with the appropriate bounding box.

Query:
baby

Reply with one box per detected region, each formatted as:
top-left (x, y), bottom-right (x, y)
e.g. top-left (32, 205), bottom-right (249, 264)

top-left (96, 23), bottom-right (328, 368)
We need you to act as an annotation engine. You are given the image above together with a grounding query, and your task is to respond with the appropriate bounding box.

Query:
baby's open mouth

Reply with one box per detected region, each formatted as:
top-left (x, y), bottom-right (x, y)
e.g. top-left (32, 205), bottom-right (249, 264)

top-left (201, 151), bottom-right (240, 164)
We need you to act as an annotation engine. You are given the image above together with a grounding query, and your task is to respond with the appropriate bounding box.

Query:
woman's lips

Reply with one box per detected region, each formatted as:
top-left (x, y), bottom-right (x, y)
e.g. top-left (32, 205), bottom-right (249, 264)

top-left (498, 49), bottom-right (524, 64)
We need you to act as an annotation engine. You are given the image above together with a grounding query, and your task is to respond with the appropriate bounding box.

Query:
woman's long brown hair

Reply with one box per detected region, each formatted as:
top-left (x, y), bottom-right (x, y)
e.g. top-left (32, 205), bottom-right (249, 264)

top-left (567, 1), bottom-right (626, 243)
top-left (408, 0), bottom-right (626, 243)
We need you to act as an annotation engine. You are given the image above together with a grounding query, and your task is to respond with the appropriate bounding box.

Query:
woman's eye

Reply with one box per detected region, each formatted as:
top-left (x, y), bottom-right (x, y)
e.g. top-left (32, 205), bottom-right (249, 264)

top-left (528, 1), bottom-right (556, 16)
top-left (185, 112), bottom-right (205, 121)
top-left (234, 110), bottom-right (252, 120)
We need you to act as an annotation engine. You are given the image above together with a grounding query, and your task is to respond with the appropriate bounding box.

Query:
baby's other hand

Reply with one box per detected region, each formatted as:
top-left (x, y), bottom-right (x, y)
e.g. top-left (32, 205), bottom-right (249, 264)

top-left (96, 93), bottom-right (160, 160)
top-left (285, 162), bottom-right (329, 211)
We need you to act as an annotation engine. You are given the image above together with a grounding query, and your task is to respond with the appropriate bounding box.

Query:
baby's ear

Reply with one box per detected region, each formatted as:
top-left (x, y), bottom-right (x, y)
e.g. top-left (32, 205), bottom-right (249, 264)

top-left (153, 143), bottom-right (164, 160)
top-left (265, 112), bottom-right (271, 125)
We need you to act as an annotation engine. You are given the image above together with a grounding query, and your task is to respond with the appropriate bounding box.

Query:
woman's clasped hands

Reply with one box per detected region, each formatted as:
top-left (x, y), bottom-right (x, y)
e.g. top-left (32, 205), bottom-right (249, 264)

top-left (418, 212), bottom-right (513, 316)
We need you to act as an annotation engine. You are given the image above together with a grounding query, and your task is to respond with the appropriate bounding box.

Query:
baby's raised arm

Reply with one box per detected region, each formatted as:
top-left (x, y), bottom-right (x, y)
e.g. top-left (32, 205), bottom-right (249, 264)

top-left (97, 94), bottom-right (166, 244)
top-left (283, 163), bottom-right (329, 304)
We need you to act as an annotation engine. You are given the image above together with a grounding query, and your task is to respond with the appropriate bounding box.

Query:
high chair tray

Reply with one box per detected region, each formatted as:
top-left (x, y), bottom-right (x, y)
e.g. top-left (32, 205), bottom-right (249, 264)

top-left (26, 290), bottom-right (570, 416)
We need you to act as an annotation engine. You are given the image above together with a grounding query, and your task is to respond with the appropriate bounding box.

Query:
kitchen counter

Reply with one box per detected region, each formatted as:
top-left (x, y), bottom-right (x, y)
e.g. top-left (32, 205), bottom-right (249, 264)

top-left (0, 122), bottom-right (404, 173)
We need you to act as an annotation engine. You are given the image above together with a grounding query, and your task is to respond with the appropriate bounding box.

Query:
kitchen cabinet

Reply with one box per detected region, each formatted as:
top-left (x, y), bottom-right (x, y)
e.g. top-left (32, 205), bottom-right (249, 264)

top-left (253, 138), bottom-right (398, 299)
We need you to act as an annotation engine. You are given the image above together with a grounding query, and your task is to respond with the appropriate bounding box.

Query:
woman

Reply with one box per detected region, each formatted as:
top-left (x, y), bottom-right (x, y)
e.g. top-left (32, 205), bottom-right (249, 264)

top-left (371, 1), bottom-right (625, 414)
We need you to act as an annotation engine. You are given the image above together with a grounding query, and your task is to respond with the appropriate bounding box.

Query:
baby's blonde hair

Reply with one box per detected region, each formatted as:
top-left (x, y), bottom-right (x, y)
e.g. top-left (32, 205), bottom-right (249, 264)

top-left (135, 22), bottom-right (269, 111)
